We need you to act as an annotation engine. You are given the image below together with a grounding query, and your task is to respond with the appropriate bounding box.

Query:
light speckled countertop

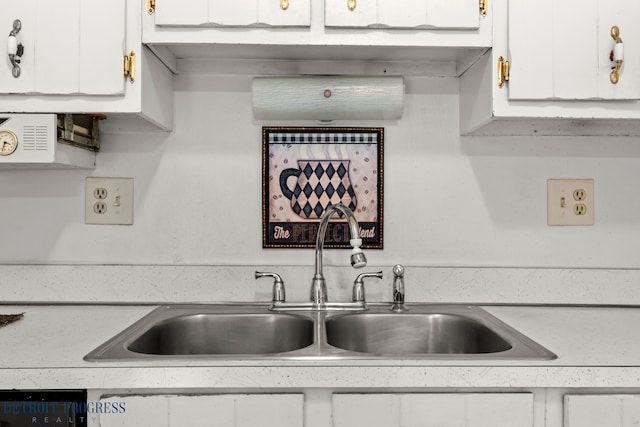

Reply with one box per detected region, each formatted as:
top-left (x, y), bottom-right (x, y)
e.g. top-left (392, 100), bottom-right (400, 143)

top-left (1, 304), bottom-right (640, 390)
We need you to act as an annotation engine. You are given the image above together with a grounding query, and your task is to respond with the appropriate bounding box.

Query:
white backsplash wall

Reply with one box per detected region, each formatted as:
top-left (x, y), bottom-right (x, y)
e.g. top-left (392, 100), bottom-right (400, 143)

top-left (1, 67), bottom-right (640, 269)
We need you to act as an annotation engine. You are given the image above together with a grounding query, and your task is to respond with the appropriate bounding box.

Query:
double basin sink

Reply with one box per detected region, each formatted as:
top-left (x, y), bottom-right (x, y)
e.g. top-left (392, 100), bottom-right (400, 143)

top-left (84, 304), bottom-right (555, 361)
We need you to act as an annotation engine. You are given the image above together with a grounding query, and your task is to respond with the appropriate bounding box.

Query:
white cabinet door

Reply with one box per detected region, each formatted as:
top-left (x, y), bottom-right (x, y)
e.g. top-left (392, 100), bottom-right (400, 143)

top-left (258, 0), bottom-right (311, 26)
top-left (565, 394), bottom-right (640, 427)
top-left (508, 0), bottom-right (640, 100)
top-left (209, 0), bottom-right (259, 26)
top-left (333, 393), bottom-right (534, 427)
top-left (99, 394), bottom-right (304, 427)
top-left (325, 0), bottom-right (480, 29)
top-left (154, 0), bottom-right (311, 27)
top-left (0, 0), bottom-right (125, 95)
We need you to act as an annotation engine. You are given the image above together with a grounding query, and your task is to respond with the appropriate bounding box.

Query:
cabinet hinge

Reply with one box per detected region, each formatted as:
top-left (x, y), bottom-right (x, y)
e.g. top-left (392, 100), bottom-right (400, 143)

top-left (123, 51), bottom-right (136, 83)
top-left (147, 0), bottom-right (156, 14)
top-left (497, 56), bottom-right (510, 88)
top-left (479, 0), bottom-right (488, 16)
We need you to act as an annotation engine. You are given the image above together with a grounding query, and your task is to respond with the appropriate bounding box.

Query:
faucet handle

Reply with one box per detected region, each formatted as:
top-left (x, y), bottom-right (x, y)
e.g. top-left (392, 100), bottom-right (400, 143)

top-left (255, 271), bottom-right (286, 303)
top-left (352, 271), bottom-right (383, 303)
top-left (390, 264), bottom-right (409, 312)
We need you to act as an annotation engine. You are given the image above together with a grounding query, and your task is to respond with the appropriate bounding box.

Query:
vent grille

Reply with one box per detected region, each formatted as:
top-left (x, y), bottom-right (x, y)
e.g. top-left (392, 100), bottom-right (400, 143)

top-left (22, 125), bottom-right (49, 151)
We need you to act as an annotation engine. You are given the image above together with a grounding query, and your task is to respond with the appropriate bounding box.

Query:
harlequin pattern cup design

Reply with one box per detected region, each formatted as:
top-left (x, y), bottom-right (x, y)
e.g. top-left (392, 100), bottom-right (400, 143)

top-left (279, 160), bottom-right (357, 219)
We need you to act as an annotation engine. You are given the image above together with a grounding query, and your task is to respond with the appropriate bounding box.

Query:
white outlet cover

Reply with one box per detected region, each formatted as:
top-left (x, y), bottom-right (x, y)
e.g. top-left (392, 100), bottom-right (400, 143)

top-left (547, 179), bottom-right (594, 226)
top-left (85, 177), bottom-right (134, 225)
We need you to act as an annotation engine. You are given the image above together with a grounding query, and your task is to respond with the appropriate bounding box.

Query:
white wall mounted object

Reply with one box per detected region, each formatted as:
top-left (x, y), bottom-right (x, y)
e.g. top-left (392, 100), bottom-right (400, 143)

top-left (252, 76), bottom-right (404, 121)
top-left (0, 114), bottom-right (94, 169)
top-left (85, 177), bottom-right (134, 225)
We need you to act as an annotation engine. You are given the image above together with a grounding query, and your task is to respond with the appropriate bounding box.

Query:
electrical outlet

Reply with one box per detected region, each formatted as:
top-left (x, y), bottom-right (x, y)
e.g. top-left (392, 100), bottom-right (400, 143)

top-left (94, 187), bottom-right (107, 199)
top-left (547, 179), bottom-right (594, 226)
top-left (85, 177), bottom-right (134, 225)
top-left (93, 201), bottom-right (107, 214)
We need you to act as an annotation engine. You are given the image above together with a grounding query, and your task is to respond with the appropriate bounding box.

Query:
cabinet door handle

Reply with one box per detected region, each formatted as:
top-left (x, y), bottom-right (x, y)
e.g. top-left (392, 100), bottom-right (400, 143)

top-left (347, 0), bottom-right (357, 11)
top-left (280, 0), bottom-right (289, 10)
top-left (610, 26), bottom-right (624, 84)
top-left (7, 19), bottom-right (23, 78)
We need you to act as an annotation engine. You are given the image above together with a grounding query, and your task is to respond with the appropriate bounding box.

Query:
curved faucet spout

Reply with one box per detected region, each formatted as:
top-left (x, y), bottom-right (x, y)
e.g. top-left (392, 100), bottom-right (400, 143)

top-left (311, 203), bottom-right (367, 305)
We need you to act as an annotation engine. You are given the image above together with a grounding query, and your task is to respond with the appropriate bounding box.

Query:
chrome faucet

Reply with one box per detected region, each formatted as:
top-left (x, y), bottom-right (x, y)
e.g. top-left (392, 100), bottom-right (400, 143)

top-left (311, 203), bottom-right (367, 306)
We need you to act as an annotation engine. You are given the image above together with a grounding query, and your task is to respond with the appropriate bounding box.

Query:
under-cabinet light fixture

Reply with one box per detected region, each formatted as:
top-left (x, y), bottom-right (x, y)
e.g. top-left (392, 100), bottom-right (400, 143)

top-left (252, 75), bottom-right (404, 121)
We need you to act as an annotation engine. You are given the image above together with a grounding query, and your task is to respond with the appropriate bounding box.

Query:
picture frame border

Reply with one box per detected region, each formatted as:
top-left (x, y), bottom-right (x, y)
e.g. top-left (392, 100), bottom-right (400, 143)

top-left (262, 126), bottom-right (384, 249)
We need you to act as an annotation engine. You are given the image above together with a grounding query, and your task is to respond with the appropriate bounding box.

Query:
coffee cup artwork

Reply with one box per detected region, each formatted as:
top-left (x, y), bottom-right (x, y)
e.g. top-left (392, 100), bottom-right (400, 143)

top-left (263, 127), bottom-right (383, 249)
top-left (279, 160), bottom-right (357, 219)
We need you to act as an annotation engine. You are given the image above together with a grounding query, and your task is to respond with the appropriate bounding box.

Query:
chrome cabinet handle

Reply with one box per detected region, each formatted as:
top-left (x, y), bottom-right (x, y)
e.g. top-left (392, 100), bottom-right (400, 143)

top-left (7, 19), bottom-right (23, 78)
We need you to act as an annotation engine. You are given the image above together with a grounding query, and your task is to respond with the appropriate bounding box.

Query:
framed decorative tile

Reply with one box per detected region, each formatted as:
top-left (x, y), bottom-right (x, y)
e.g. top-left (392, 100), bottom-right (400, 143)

top-left (262, 127), bottom-right (383, 249)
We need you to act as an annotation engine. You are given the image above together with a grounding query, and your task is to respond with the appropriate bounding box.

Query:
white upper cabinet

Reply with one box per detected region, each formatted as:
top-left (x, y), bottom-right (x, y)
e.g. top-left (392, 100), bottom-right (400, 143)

top-left (143, 0), bottom-right (490, 79)
top-left (0, 0), bottom-right (173, 131)
top-left (154, 0), bottom-right (311, 27)
top-left (153, 0), bottom-right (477, 29)
top-left (459, 0), bottom-right (640, 135)
top-left (508, 0), bottom-right (640, 100)
top-left (0, 0), bottom-right (125, 95)
top-left (325, 0), bottom-right (480, 30)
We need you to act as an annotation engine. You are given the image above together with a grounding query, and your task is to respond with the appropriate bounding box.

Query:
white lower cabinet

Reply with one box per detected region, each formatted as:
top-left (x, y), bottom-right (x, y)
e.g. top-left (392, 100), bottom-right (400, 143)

top-left (332, 393), bottom-right (534, 427)
top-left (98, 394), bottom-right (303, 427)
top-left (91, 390), bottom-right (640, 427)
top-left (564, 394), bottom-right (640, 427)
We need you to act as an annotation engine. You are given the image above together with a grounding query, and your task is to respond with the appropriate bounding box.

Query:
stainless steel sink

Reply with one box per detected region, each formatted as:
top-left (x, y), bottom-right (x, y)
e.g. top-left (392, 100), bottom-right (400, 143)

top-left (128, 313), bottom-right (314, 355)
top-left (84, 304), bottom-right (555, 361)
top-left (85, 305), bottom-right (315, 360)
top-left (325, 312), bottom-right (511, 355)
